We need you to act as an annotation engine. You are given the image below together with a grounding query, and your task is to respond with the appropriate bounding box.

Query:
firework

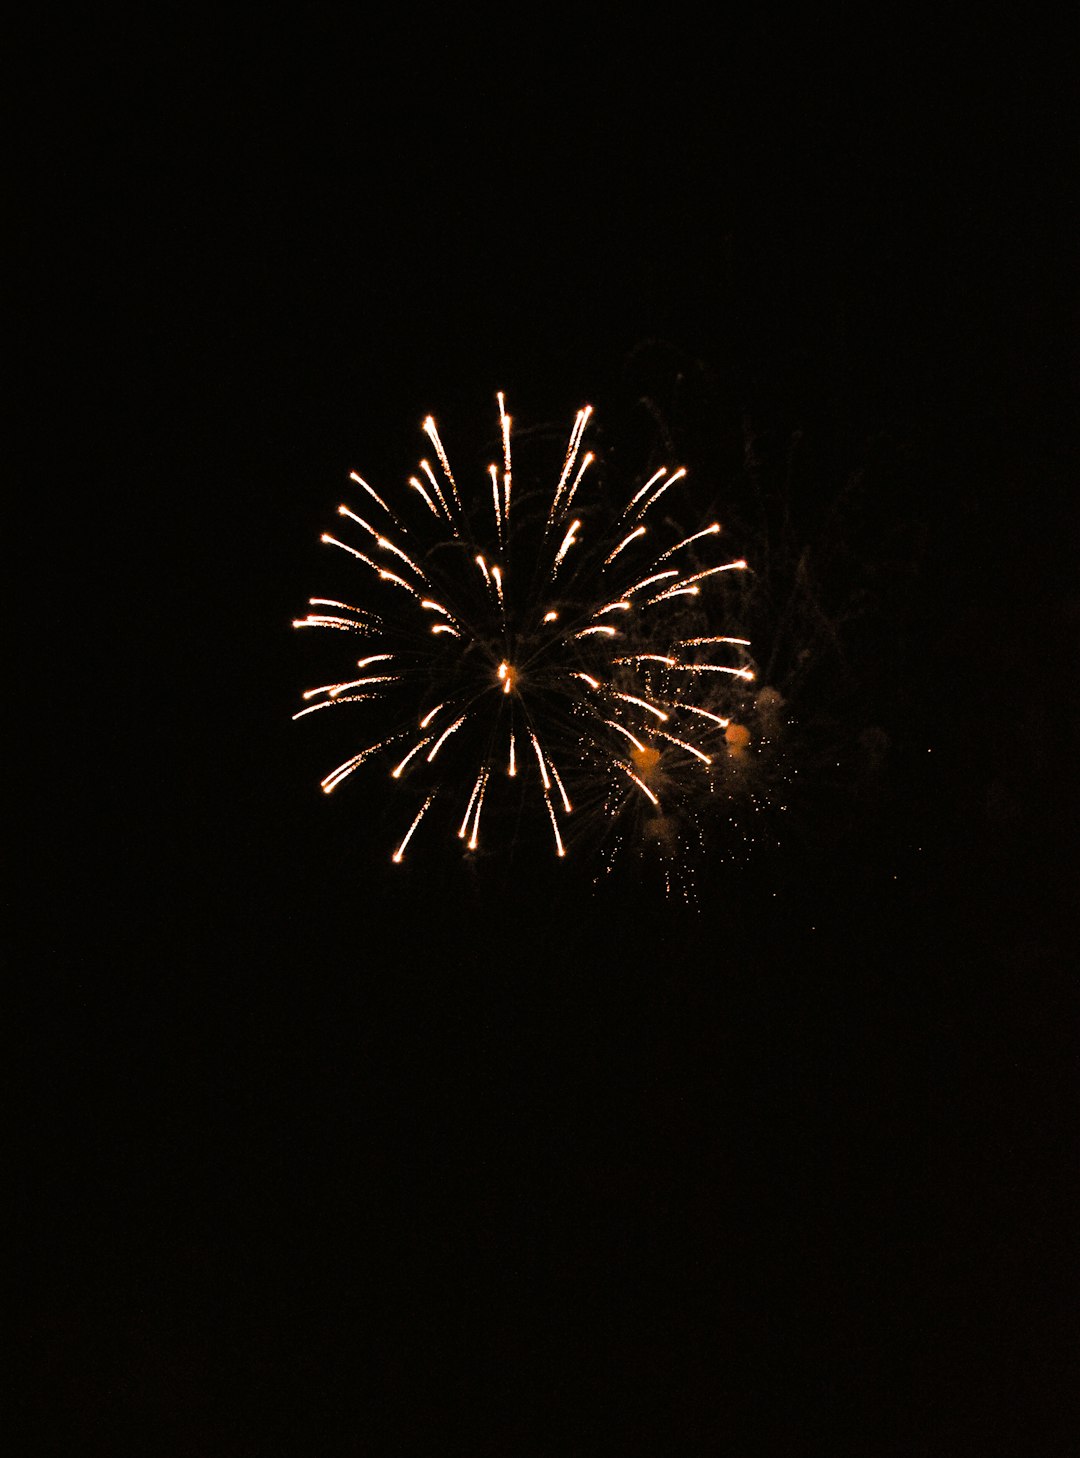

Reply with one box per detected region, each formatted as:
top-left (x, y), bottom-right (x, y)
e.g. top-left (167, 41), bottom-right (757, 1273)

top-left (293, 395), bottom-right (755, 863)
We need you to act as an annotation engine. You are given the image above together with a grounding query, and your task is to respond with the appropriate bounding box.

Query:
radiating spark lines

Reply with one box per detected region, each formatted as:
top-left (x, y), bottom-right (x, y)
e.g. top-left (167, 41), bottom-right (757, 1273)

top-left (294, 394), bottom-right (754, 863)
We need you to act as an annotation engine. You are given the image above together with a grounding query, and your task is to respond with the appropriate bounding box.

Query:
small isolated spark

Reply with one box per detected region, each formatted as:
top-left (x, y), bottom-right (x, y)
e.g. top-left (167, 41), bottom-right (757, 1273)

top-left (293, 395), bottom-right (756, 865)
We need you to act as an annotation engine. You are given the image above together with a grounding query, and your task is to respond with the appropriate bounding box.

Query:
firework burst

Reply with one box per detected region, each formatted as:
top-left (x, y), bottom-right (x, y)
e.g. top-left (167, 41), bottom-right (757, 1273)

top-left (293, 395), bottom-right (756, 865)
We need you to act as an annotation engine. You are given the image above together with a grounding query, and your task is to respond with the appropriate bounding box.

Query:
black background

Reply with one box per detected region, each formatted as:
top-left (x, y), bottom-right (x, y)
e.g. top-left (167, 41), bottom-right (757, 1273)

top-left (22, 13), bottom-right (1077, 1454)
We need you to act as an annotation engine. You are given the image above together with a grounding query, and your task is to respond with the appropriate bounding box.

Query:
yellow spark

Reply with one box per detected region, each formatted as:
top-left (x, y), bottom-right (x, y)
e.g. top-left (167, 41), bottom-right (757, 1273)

top-left (612, 655), bottom-right (676, 667)
top-left (571, 672), bottom-right (601, 689)
top-left (561, 451), bottom-right (594, 515)
top-left (604, 525), bottom-right (646, 565)
top-left (458, 770), bottom-right (485, 838)
top-left (676, 635), bottom-right (751, 647)
top-left (679, 664), bottom-right (756, 680)
top-left (542, 789), bottom-right (566, 856)
top-left (392, 793), bottom-right (436, 863)
top-left (348, 471), bottom-right (394, 521)
top-left (613, 692), bottom-right (669, 721)
top-left (647, 585), bottom-right (700, 603)
top-left (419, 703), bottom-right (445, 728)
top-left (595, 601), bottom-right (631, 616)
top-left (291, 693), bottom-right (377, 721)
top-left (671, 702), bottom-right (730, 727)
top-left (574, 625), bottom-right (617, 638)
top-left (529, 731), bottom-right (551, 789)
top-left (542, 610), bottom-right (559, 622)
top-left (604, 719), bottom-right (646, 752)
top-left (421, 598), bottom-right (453, 617)
top-left (624, 568), bottom-right (678, 597)
top-left (419, 460), bottom-right (453, 525)
top-left (426, 714), bottom-right (467, 762)
top-left (624, 466), bottom-right (668, 516)
top-left (337, 504), bottom-right (379, 539)
top-left (553, 519), bottom-right (581, 570)
top-left (619, 764), bottom-right (660, 806)
top-left (391, 737), bottom-right (435, 778)
top-left (549, 758), bottom-right (572, 813)
top-left (491, 564), bottom-right (505, 609)
top-left (326, 673), bottom-right (398, 697)
top-left (654, 729), bottom-right (712, 764)
top-left (489, 463), bottom-right (502, 535)
top-left (431, 623), bottom-right (461, 637)
top-left (376, 536), bottom-right (428, 579)
top-left (475, 555), bottom-right (491, 587)
top-left (508, 731), bottom-right (516, 776)
top-left (422, 415), bottom-right (462, 512)
top-left (407, 476), bottom-right (440, 518)
top-left (634, 465), bottom-right (687, 518)
top-left (497, 391), bottom-right (512, 524)
top-left (549, 405), bottom-right (592, 522)
top-left (467, 771), bottom-right (489, 850)
top-left (320, 743), bottom-right (385, 793)
top-left (655, 523), bottom-right (722, 562)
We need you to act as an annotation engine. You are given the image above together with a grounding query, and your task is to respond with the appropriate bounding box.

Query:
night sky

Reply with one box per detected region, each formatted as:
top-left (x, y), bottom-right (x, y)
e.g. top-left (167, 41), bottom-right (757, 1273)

top-left (23, 15), bottom-right (1077, 1453)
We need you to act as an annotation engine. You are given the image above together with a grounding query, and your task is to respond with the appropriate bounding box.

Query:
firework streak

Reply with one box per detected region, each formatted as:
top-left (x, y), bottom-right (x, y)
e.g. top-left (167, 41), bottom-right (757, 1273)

top-left (294, 396), bottom-right (753, 861)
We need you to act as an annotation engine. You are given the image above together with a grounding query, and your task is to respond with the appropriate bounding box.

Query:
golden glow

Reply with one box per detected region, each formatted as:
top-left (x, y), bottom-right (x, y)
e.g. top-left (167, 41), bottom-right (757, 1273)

top-left (542, 610), bottom-right (558, 622)
top-left (630, 743), bottom-right (661, 776)
top-left (497, 661), bottom-right (517, 694)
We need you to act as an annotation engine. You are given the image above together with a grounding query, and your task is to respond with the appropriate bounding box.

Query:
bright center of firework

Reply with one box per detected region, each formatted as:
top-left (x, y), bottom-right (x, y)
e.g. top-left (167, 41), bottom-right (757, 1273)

top-left (496, 661), bottom-right (517, 695)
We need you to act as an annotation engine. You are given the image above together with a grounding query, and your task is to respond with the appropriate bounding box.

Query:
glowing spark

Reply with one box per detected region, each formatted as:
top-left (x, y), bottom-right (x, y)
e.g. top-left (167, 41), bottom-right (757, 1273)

top-left (561, 451), bottom-right (594, 515)
top-left (549, 406), bottom-right (592, 522)
top-left (419, 703), bottom-right (445, 728)
top-left (431, 624), bottom-right (461, 637)
top-left (679, 664), bottom-right (756, 680)
top-left (407, 476), bottom-right (440, 518)
top-left (613, 692), bottom-right (669, 722)
top-left (671, 702), bottom-right (730, 727)
top-left (422, 416), bottom-right (462, 513)
top-left (508, 731), bottom-right (516, 776)
top-left (459, 770), bottom-right (485, 838)
top-left (320, 744), bottom-right (385, 793)
top-left (542, 610), bottom-right (558, 622)
top-left (575, 625), bottom-right (617, 638)
top-left (467, 772), bottom-right (489, 850)
top-left (655, 523), bottom-right (722, 562)
top-left (604, 526), bottom-right (646, 565)
top-left (624, 467), bottom-right (667, 517)
top-left (426, 714), bottom-right (467, 762)
top-left (291, 693), bottom-right (378, 720)
top-left (624, 569), bottom-right (678, 597)
top-left (529, 731), bottom-right (551, 789)
top-left (676, 636), bottom-right (751, 647)
top-left (613, 655), bottom-right (676, 667)
top-left (392, 737), bottom-right (435, 778)
top-left (392, 793), bottom-right (436, 862)
top-left (348, 472), bottom-right (393, 518)
top-left (619, 764), bottom-right (660, 806)
top-left (553, 520), bottom-right (581, 572)
top-left (604, 719), bottom-right (647, 752)
top-left (595, 601), bottom-right (631, 616)
top-left (654, 729), bottom-right (712, 764)
top-left (419, 459), bottom-right (453, 526)
top-left (634, 465), bottom-right (687, 519)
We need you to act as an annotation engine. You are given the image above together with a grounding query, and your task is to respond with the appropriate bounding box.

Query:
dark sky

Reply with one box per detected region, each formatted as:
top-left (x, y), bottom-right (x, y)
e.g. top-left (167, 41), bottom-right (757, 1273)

top-left (23, 15), bottom-right (1077, 1453)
